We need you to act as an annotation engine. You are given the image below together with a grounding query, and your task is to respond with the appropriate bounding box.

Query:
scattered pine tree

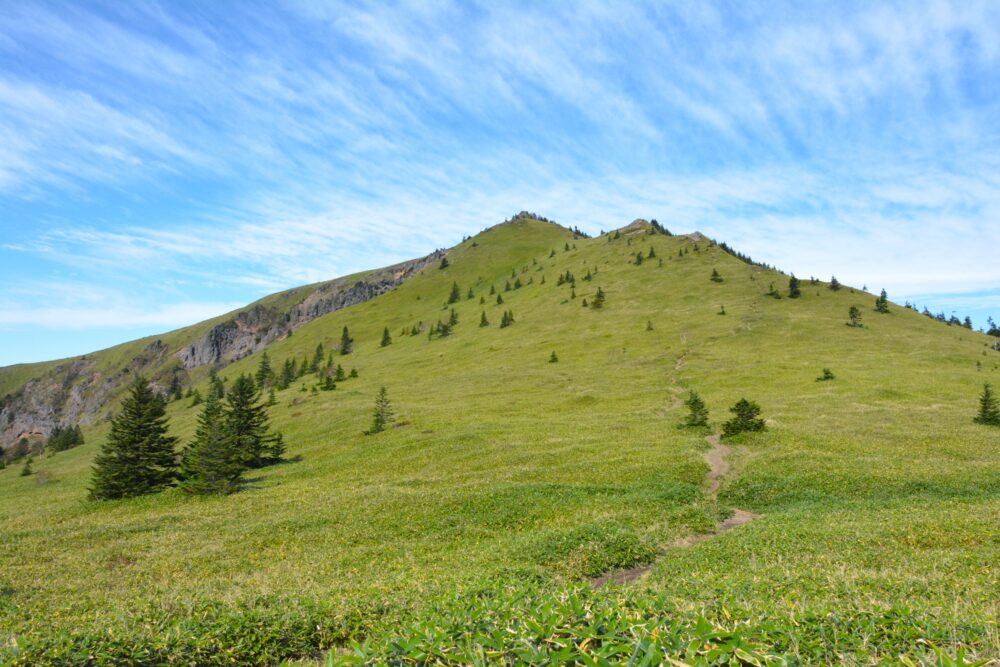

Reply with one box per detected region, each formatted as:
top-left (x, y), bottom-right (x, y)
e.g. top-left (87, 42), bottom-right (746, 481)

top-left (973, 383), bottom-right (1000, 426)
top-left (340, 326), bottom-right (354, 355)
top-left (788, 275), bottom-right (801, 299)
top-left (448, 282), bottom-right (461, 304)
top-left (380, 327), bottom-right (392, 347)
top-left (684, 391), bottom-right (709, 427)
top-left (496, 294), bottom-right (504, 305)
top-left (20, 456), bottom-right (33, 477)
top-left (439, 257), bottom-right (449, 269)
top-left (255, 352), bottom-right (274, 388)
top-left (847, 306), bottom-right (863, 328)
top-left (722, 398), bottom-right (766, 438)
top-left (817, 368), bottom-right (835, 382)
top-left (875, 289), bottom-right (890, 313)
top-left (367, 387), bottom-right (394, 435)
top-left (711, 269), bottom-right (723, 283)
top-left (829, 276), bottom-right (842, 291)
top-left (591, 287), bottom-right (605, 309)
top-left (479, 311), bottom-right (489, 327)
top-left (549, 351), bottom-right (558, 363)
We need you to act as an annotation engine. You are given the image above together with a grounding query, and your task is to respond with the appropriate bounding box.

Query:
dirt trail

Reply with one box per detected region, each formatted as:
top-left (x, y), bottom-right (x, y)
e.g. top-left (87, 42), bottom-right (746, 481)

top-left (589, 434), bottom-right (757, 588)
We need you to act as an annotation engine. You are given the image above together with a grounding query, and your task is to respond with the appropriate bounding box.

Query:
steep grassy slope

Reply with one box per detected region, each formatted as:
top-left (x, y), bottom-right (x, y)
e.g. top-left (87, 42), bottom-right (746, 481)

top-left (1, 218), bottom-right (998, 664)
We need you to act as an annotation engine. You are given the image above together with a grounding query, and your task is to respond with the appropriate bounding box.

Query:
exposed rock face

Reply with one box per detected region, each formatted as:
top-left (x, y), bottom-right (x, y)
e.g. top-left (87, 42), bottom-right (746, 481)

top-left (175, 251), bottom-right (440, 369)
top-left (0, 251), bottom-right (440, 451)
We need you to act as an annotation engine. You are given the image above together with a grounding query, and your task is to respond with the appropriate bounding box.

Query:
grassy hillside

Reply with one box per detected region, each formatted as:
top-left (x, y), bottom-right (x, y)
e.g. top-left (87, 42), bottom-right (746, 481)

top-left (1, 218), bottom-right (998, 664)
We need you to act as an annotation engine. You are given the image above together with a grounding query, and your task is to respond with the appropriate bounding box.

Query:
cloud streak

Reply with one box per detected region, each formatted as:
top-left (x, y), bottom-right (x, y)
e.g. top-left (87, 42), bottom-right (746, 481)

top-left (1, 0), bottom-right (999, 364)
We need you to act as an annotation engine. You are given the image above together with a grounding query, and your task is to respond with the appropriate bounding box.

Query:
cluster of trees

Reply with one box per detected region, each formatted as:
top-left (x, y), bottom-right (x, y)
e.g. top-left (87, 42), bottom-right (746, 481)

top-left (649, 219), bottom-right (672, 235)
top-left (90, 374), bottom-right (285, 499)
top-left (47, 424), bottom-right (85, 453)
top-left (682, 391), bottom-right (766, 437)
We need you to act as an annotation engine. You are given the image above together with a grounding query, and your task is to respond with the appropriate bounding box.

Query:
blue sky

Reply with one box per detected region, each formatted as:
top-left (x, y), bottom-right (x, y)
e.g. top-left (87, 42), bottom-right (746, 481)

top-left (1, 1), bottom-right (999, 366)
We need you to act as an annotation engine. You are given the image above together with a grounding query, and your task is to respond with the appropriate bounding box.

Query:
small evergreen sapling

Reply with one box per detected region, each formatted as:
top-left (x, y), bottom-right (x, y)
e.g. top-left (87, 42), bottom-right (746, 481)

top-left (367, 387), bottom-right (394, 435)
top-left (829, 276), bottom-right (842, 291)
top-left (722, 398), bottom-right (766, 438)
top-left (381, 327), bottom-right (392, 347)
top-left (684, 391), bottom-right (709, 427)
top-left (817, 368), bottom-right (836, 381)
top-left (479, 311), bottom-right (489, 327)
top-left (711, 268), bottom-right (723, 283)
top-left (973, 383), bottom-right (1000, 426)
top-left (847, 306), bottom-right (863, 328)
top-left (439, 257), bottom-right (449, 269)
top-left (549, 351), bottom-right (558, 363)
top-left (448, 282), bottom-right (461, 304)
top-left (591, 287), bottom-right (605, 309)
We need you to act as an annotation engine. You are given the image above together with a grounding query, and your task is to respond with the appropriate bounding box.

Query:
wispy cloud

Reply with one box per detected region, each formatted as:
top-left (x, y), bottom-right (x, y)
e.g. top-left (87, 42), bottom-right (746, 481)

top-left (1, 0), bottom-right (999, 364)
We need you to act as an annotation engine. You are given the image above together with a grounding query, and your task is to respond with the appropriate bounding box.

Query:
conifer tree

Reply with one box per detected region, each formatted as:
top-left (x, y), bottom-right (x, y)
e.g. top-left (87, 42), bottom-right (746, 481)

top-left (449, 309), bottom-right (459, 326)
top-left (489, 284), bottom-right (496, 295)
top-left (224, 375), bottom-right (284, 468)
top-left (571, 287), bottom-right (576, 299)
top-left (496, 294), bottom-right (504, 305)
top-left (847, 306), bottom-right (863, 328)
top-left (381, 327), bottom-right (392, 347)
top-left (255, 352), bottom-right (274, 388)
top-left (722, 398), bottom-right (766, 438)
top-left (340, 326), bottom-right (354, 355)
top-left (479, 296), bottom-right (486, 305)
top-left (268, 387), bottom-right (277, 405)
top-left (310, 344), bottom-right (325, 373)
top-left (973, 383), bottom-right (1000, 426)
top-left (829, 276), bottom-right (842, 291)
top-left (479, 311), bottom-right (489, 327)
top-left (875, 289), bottom-right (890, 313)
top-left (549, 351), bottom-right (558, 363)
top-left (684, 391), bottom-right (709, 427)
top-left (335, 364), bottom-right (346, 382)
top-left (349, 368), bottom-right (359, 378)
top-left (448, 282), bottom-right (461, 304)
top-left (190, 389), bottom-right (203, 407)
top-left (634, 251), bottom-right (644, 265)
top-left (549, 249), bottom-right (556, 258)
top-left (514, 277), bottom-right (522, 289)
top-left (564, 242), bottom-right (570, 251)
top-left (582, 298), bottom-right (588, 307)
top-left (209, 371), bottom-right (226, 400)
top-left (710, 268), bottom-right (723, 283)
top-left (467, 288), bottom-right (474, 300)
top-left (179, 395), bottom-right (243, 495)
top-left (439, 257), bottom-right (449, 269)
top-left (646, 320), bottom-right (654, 331)
top-left (279, 358), bottom-right (296, 389)
top-left (504, 281), bottom-right (512, 292)
top-left (591, 287), bottom-right (605, 309)
top-left (788, 274), bottom-right (801, 298)
top-left (90, 376), bottom-right (178, 500)
top-left (648, 246), bottom-right (656, 259)
top-left (367, 387), bottom-right (394, 435)
top-left (20, 455), bottom-right (33, 477)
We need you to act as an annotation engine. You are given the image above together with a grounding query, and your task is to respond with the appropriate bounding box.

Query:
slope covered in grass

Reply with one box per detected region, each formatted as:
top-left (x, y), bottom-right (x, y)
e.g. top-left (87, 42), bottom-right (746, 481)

top-left (1, 217), bottom-right (998, 664)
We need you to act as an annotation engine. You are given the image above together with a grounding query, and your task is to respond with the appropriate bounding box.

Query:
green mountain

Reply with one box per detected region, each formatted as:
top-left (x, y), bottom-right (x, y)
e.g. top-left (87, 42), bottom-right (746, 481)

top-left (1, 214), bottom-right (998, 664)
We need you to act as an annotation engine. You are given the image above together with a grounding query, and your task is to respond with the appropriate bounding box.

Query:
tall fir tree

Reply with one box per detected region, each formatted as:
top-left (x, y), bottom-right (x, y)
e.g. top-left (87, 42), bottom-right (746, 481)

top-left (340, 326), bottom-right (354, 355)
top-left (310, 344), bottom-right (325, 372)
top-left (479, 311), bottom-right (489, 327)
top-left (829, 276), bottom-right (842, 291)
top-left (255, 352), bottom-right (274, 388)
top-left (90, 376), bottom-right (178, 500)
top-left (179, 394), bottom-right (244, 495)
top-left (224, 375), bottom-right (284, 468)
top-left (448, 282), bottom-right (461, 304)
top-left (381, 326), bottom-right (392, 347)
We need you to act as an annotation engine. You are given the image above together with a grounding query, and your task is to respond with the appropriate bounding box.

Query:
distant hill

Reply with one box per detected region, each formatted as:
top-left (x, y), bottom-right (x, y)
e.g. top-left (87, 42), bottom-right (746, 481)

top-left (1, 213), bottom-right (998, 664)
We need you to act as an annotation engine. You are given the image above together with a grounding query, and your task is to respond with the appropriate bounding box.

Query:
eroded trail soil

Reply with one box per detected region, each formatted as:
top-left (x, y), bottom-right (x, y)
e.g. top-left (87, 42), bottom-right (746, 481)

top-left (589, 434), bottom-right (757, 588)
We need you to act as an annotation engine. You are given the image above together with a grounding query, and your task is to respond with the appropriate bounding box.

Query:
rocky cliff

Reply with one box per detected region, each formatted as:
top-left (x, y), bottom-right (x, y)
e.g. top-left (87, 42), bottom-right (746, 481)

top-left (0, 250), bottom-right (440, 452)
